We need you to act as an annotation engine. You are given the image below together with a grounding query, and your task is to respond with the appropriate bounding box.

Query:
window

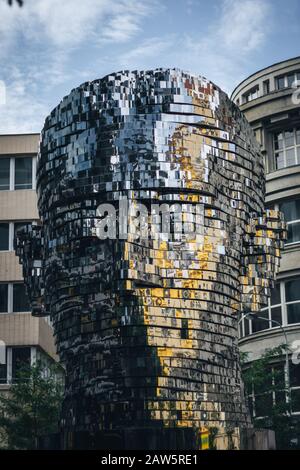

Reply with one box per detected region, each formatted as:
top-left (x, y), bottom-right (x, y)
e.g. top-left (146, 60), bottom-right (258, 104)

top-left (273, 127), bottom-right (300, 169)
top-left (0, 348), bottom-right (7, 384)
top-left (0, 221), bottom-right (33, 252)
top-left (240, 277), bottom-right (300, 336)
top-left (255, 392), bottom-right (273, 417)
top-left (251, 365), bottom-right (285, 418)
top-left (241, 277), bottom-right (300, 337)
top-left (13, 284), bottom-right (30, 313)
top-left (0, 223), bottom-right (9, 250)
top-left (0, 156), bottom-right (35, 191)
top-left (280, 199), bottom-right (300, 245)
top-left (291, 389), bottom-right (300, 413)
top-left (0, 158), bottom-right (10, 190)
top-left (277, 76), bottom-right (286, 90)
top-left (286, 279), bottom-right (300, 324)
top-left (290, 362), bottom-right (300, 413)
top-left (290, 363), bottom-right (300, 387)
top-left (11, 347), bottom-right (31, 383)
top-left (15, 157), bottom-right (32, 190)
top-left (242, 85), bottom-right (259, 104)
top-left (263, 80), bottom-right (270, 95)
top-left (14, 222), bottom-right (31, 238)
top-left (0, 282), bottom-right (30, 314)
top-left (249, 284), bottom-right (282, 334)
top-left (252, 310), bottom-right (269, 333)
top-left (276, 71), bottom-right (300, 90)
top-left (0, 284), bottom-right (8, 313)
top-left (287, 73), bottom-right (296, 88)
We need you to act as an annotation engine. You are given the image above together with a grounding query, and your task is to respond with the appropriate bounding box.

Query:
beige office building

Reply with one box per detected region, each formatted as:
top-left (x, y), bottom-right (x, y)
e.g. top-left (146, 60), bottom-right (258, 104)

top-left (0, 133), bottom-right (57, 392)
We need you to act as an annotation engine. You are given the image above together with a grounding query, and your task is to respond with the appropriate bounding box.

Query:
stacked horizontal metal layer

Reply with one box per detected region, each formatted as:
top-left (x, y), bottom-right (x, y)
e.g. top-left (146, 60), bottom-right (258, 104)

top-left (16, 69), bottom-right (286, 449)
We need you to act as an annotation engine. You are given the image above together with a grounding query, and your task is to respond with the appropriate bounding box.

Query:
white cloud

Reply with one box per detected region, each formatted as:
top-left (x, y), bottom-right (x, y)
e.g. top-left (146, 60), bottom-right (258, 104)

top-left (106, 0), bottom-right (272, 93)
top-left (100, 1), bottom-right (153, 43)
top-left (118, 36), bottom-right (175, 68)
top-left (0, 0), bottom-right (158, 133)
top-left (0, 68), bottom-right (50, 133)
top-left (33, 0), bottom-right (110, 47)
top-left (0, 0), bottom-right (273, 133)
top-left (217, 0), bottom-right (271, 53)
top-left (169, 0), bottom-right (272, 92)
top-left (0, 0), bottom-right (155, 53)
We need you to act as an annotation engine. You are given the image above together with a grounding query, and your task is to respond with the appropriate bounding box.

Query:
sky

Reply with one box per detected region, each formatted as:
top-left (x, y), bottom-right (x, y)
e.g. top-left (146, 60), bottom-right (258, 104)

top-left (0, 0), bottom-right (299, 134)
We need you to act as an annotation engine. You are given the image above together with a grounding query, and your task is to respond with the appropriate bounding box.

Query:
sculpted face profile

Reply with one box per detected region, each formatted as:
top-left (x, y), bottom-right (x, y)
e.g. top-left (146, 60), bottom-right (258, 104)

top-left (16, 69), bottom-right (285, 450)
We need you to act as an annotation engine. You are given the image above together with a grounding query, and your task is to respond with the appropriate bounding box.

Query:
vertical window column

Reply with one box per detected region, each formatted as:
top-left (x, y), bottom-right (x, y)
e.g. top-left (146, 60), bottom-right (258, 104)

top-left (280, 199), bottom-right (300, 245)
top-left (0, 158), bottom-right (10, 190)
top-left (14, 157), bottom-right (33, 190)
top-left (274, 127), bottom-right (300, 170)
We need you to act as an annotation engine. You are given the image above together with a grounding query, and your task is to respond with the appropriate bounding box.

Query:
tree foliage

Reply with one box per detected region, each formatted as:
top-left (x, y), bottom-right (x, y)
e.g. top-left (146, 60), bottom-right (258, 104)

top-left (241, 345), bottom-right (300, 449)
top-left (0, 362), bottom-right (63, 449)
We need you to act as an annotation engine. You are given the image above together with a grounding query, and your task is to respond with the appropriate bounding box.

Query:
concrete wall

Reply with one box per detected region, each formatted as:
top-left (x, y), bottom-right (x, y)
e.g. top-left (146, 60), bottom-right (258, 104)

top-left (0, 134), bottom-right (39, 155)
top-left (0, 134), bottom-right (57, 365)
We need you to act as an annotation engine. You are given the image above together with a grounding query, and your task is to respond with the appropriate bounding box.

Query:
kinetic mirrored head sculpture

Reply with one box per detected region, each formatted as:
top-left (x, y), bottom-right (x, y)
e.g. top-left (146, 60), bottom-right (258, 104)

top-left (16, 69), bottom-right (286, 449)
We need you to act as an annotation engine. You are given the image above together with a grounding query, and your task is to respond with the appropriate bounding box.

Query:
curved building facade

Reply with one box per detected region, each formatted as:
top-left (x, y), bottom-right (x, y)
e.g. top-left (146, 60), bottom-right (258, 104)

top-left (232, 57), bottom-right (300, 422)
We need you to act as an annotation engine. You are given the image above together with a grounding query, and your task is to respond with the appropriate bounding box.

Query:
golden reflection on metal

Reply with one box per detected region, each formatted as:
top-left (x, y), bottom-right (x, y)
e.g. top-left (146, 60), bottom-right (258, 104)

top-left (16, 69), bottom-right (286, 449)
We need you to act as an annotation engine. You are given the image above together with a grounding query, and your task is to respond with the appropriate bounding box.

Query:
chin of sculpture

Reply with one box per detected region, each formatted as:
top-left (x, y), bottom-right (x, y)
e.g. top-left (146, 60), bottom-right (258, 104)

top-left (16, 69), bottom-right (286, 450)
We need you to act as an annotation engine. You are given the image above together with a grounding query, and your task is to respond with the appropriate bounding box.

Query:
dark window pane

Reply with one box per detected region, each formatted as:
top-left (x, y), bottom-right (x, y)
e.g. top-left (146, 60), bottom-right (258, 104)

top-left (0, 284), bottom-right (8, 313)
top-left (248, 396), bottom-right (254, 418)
top-left (290, 363), bottom-right (300, 387)
top-left (273, 364), bottom-right (285, 388)
top-left (252, 311), bottom-right (269, 333)
top-left (11, 347), bottom-right (31, 383)
top-left (271, 285), bottom-right (281, 305)
top-left (286, 279), bottom-right (300, 302)
top-left (287, 222), bottom-right (300, 244)
top-left (280, 199), bottom-right (300, 222)
top-left (255, 393), bottom-right (273, 417)
top-left (244, 318), bottom-right (250, 336)
top-left (13, 284), bottom-right (30, 312)
top-left (255, 366), bottom-right (273, 395)
top-left (291, 389), bottom-right (300, 413)
top-left (271, 307), bottom-right (282, 326)
top-left (0, 223), bottom-right (9, 250)
top-left (275, 390), bottom-right (286, 406)
top-left (14, 222), bottom-right (31, 238)
top-left (0, 347), bottom-right (6, 384)
top-left (263, 80), bottom-right (270, 95)
top-left (277, 76), bottom-right (285, 90)
top-left (287, 74), bottom-right (295, 88)
top-left (15, 157), bottom-right (32, 190)
top-left (276, 152), bottom-right (285, 169)
top-left (0, 363), bottom-right (7, 384)
top-left (287, 303), bottom-right (300, 324)
top-left (0, 158), bottom-right (10, 190)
